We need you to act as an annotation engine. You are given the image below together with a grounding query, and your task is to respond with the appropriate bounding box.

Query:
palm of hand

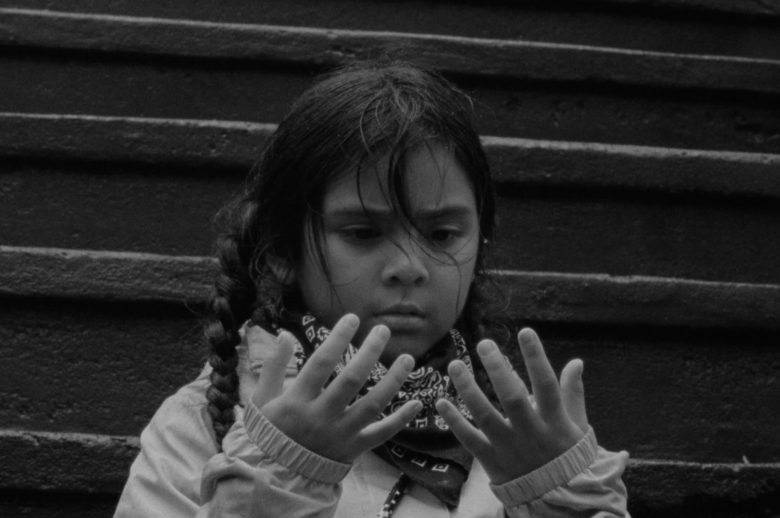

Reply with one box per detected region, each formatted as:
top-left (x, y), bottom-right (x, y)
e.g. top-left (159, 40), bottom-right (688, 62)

top-left (251, 315), bottom-right (421, 464)
top-left (436, 328), bottom-right (588, 485)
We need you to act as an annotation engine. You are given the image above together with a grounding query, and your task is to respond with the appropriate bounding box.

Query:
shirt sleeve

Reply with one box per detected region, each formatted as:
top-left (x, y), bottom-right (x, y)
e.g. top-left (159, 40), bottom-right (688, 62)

top-left (114, 372), bottom-right (349, 518)
top-left (113, 381), bottom-right (216, 518)
top-left (489, 427), bottom-right (631, 518)
top-left (197, 401), bottom-right (352, 518)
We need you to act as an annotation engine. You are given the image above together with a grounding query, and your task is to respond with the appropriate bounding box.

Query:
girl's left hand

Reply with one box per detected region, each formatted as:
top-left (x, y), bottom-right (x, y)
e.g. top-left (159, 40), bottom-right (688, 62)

top-left (436, 328), bottom-right (588, 485)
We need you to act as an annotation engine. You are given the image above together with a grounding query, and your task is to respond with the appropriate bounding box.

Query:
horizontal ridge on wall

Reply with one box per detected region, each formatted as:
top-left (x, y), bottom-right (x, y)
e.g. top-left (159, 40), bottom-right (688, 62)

top-left (2, 246), bottom-right (779, 330)
top-left (0, 246), bottom-right (213, 304)
top-left (594, 0), bottom-right (780, 17)
top-left (4, 0), bottom-right (780, 23)
top-left (3, 113), bottom-right (780, 198)
top-left (1, 9), bottom-right (779, 95)
top-left (1, 428), bottom-right (777, 509)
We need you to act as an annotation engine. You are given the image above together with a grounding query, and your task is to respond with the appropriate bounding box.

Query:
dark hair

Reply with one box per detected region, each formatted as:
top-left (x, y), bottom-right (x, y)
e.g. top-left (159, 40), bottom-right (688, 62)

top-left (204, 62), bottom-right (497, 448)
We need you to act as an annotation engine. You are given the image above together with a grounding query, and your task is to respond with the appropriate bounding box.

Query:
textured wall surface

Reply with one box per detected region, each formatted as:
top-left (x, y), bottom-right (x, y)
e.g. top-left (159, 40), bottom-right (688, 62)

top-left (1, 1), bottom-right (779, 516)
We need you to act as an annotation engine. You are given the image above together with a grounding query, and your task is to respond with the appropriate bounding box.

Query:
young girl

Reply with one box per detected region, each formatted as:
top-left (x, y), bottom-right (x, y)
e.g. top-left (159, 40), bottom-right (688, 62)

top-left (114, 63), bottom-right (630, 518)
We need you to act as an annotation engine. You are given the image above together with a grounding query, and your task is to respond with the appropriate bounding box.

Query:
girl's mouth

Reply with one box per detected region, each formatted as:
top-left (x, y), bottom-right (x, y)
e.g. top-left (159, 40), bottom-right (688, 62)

top-left (377, 302), bottom-right (424, 316)
top-left (375, 304), bottom-right (426, 331)
top-left (374, 312), bottom-right (426, 332)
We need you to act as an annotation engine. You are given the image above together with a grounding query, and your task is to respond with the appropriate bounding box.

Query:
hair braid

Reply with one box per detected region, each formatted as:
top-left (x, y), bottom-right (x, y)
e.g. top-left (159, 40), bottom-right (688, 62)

top-left (205, 198), bottom-right (262, 449)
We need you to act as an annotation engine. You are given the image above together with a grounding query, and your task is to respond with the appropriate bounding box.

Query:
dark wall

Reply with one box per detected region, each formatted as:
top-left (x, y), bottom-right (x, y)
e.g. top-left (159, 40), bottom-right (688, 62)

top-left (1, 1), bottom-right (779, 516)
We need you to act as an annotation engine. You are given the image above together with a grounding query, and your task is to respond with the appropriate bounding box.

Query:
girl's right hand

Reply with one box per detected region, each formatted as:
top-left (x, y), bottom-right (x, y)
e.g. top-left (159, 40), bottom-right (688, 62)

top-left (251, 314), bottom-right (422, 464)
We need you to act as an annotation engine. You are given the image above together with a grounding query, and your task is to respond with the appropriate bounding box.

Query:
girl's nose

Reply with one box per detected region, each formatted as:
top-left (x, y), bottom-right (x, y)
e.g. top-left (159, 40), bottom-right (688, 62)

top-left (381, 238), bottom-right (430, 286)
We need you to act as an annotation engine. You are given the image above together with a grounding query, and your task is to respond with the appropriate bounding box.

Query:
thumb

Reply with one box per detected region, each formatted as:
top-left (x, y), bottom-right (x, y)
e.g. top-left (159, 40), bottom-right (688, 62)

top-left (560, 359), bottom-right (588, 433)
top-left (252, 331), bottom-right (295, 408)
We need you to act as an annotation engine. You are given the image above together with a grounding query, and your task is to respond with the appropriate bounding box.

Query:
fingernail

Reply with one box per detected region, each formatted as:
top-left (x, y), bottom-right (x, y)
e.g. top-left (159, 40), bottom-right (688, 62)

top-left (477, 340), bottom-right (497, 356)
top-left (450, 361), bottom-right (464, 378)
top-left (401, 354), bottom-right (415, 370)
top-left (519, 328), bottom-right (536, 346)
top-left (374, 325), bottom-right (390, 341)
top-left (343, 314), bottom-right (359, 328)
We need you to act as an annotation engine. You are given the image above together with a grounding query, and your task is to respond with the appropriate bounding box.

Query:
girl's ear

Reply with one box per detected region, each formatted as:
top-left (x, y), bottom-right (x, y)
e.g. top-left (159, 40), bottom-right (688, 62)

top-left (267, 254), bottom-right (297, 285)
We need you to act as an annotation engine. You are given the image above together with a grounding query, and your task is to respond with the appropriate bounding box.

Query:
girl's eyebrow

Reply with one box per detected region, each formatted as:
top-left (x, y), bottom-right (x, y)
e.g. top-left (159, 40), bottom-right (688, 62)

top-left (326, 204), bottom-right (475, 220)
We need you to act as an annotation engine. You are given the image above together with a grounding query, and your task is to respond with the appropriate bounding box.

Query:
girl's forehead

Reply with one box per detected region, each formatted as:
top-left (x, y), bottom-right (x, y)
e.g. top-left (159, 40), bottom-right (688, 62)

top-left (323, 145), bottom-right (477, 214)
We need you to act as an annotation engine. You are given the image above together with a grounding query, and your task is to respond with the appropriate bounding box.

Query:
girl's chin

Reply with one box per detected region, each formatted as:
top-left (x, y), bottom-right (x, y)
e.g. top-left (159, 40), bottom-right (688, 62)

top-left (378, 336), bottom-right (437, 367)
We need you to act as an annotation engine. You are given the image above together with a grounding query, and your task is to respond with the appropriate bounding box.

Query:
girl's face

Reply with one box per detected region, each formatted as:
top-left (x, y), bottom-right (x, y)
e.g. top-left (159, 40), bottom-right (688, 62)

top-left (296, 144), bottom-right (481, 365)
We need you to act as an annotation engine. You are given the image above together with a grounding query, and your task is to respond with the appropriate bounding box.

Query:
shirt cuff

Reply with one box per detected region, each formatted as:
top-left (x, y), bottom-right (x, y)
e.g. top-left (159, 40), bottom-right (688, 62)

top-left (489, 426), bottom-right (598, 506)
top-left (243, 400), bottom-right (352, 484)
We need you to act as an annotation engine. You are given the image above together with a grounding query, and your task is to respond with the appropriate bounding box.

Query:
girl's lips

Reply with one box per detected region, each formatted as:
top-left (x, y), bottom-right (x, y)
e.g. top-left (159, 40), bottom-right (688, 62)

top-left (374, 312), bottom-right (426, 331)
top-left (377, 302), bottom-right (424, 316)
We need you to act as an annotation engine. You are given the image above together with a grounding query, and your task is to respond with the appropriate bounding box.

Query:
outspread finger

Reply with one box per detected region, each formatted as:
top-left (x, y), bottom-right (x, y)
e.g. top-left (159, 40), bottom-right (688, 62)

top-left (326, 325), bottom-right (391, 409)
top-left (560, 359), bottom-right (588, 432)
top-left (518, 328), bottom-right (563, 421)
top-left (295, 314), bottom-right (359, 398)
top-left (357, 400), bottom-right (423, 452)
top-left (349, 353), bottom-right (415, 425)
top-left (476, 340), bottom-right (536, 428)
top-left (435, 399), bottom-right (491, 459)
top-left (252, 330), bottom-right (296, 408)
top-left (448, 360), bottom-right (506, 436)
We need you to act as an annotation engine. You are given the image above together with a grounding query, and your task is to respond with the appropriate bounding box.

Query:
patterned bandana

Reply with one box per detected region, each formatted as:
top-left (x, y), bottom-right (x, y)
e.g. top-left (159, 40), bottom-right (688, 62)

top-left (259, 307), bottom-right (475, 508)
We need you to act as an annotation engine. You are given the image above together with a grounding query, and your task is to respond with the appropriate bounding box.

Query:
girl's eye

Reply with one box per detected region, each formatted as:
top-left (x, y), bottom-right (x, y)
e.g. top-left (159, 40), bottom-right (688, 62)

top-left (429, 228), bottom-right (458, 243)
top-left (342, 227), bottom-right (382, 241)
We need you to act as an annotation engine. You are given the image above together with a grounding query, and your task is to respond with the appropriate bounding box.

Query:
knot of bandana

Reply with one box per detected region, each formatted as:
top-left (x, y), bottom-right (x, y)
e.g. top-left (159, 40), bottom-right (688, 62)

top-left (260, 308), bottom-right (475, 508)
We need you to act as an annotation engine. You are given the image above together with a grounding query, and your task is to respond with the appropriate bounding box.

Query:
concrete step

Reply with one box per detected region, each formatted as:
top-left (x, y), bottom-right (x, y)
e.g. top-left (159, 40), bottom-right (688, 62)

top-left (1, 8), bottom-right (778, 94)
top-left (1, 428), bottom-right (777, 518)
top-left (0, 245), bottom-right (778, 464)
top-left (2, 245), bottom-right (780, 330)
top-left (3, 113), bottom-right (780, 284)
top-left (5, 0), bottom-right (780, 57)
top-left (1, 9), bottom-right (779, 152)
top-left (3, 113), bottom-right (780, 197)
